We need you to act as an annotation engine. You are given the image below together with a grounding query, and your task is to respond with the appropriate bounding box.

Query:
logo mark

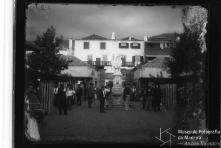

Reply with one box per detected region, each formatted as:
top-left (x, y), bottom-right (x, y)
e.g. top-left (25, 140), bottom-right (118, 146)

top-left (155, 128), bottom-right (176, 147)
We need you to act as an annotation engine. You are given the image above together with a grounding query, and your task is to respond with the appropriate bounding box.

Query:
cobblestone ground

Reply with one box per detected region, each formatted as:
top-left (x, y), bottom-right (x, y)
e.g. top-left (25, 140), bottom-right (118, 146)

top-left (39, 100), bottom-right (177, 144)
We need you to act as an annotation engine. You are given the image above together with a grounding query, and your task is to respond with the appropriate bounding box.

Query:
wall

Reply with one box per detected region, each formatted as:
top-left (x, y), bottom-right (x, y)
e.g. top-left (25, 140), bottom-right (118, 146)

top-left (134, 67), bottom-right (170, 79)
top-left (134, 68), bottom-right (142, 80)
top-left (61, 66), bottom-right (94, 77)
top-left (141, 67), bottom-right (170, 78)
top-left (74, 39), bottom-right (144, 62)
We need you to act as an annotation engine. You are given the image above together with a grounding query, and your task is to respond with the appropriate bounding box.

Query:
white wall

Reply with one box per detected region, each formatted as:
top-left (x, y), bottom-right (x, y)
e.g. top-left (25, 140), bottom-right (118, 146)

top-left (74, 40), bottom-right (144, 62)
top-left (61, 66), bottom-right (94, 77)
top-left (134, 68), bottom-right (142, 80)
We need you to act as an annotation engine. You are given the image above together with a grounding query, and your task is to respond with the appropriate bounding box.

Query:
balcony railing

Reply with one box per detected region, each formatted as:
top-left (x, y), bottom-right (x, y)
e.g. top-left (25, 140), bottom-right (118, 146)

top-left (86, 61), bottom-right (112, 66)
top-left (85, 61), bottom-right (135, 67)
top-left (121, 62), bottom-right (134, 67)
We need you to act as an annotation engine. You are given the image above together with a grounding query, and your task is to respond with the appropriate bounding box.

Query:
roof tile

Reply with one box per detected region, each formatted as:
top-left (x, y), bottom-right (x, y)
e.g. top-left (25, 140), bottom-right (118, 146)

top-left (79, 34), bottom-right (108, 40)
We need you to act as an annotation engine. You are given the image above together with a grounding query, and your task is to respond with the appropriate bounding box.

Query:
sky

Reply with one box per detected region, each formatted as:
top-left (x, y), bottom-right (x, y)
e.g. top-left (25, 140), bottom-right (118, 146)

top-left (26, 4), bottom-right (184, 41)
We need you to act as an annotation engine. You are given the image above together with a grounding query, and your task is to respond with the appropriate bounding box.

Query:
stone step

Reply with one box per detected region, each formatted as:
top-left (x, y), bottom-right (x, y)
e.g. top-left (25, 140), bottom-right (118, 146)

top-left (109, 104), bottom-right (124, 108)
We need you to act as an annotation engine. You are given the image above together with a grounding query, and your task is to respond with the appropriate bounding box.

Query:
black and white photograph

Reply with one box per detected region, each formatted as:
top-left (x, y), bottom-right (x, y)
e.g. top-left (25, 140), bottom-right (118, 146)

top-left (17, 2), bottom-right (220, 146)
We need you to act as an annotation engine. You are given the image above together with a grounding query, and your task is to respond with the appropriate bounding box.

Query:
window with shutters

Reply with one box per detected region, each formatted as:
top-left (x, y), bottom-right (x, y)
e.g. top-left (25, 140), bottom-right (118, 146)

top-left (84, 42), bottom-right (89, 49)
top-left (132, 56), bottom-right (135, 64)
top-left (119, 42), bottom-right (129, 48)
top-left (140, 56), bottom-right (144, 63)
top-left (100, 42), bottom-right (106, 49)
top-left (134, 55), bottom-right (140, 66)
top-left (130, 43), bottom-right (141, 49)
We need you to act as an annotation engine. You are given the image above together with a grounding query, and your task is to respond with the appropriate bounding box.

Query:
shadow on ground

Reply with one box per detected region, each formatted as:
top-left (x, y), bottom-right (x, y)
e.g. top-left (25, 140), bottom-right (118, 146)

top-left (39, 100), bottom-right (178, 144)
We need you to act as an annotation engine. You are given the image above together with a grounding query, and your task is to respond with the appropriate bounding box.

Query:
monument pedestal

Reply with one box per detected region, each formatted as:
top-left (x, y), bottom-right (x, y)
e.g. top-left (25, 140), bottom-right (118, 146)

top-left (111, 55), bottom-right (124, 106)
top-left (111, 75), bottom-right (124, 105)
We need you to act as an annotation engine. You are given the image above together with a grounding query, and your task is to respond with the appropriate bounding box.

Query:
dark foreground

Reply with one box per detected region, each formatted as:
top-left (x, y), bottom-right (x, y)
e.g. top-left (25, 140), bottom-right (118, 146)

top-left (38, 100), bottom-right (177, 144)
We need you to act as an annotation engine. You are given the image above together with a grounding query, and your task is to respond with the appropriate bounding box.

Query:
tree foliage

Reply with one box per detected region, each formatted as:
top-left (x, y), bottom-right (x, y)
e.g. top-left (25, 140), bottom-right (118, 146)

top-left (169, 6), bottom-right (208, 141)
top-left (167, 6), bottom-right (207, 80)
top-left (168, 28), bottom-right (205, 80)
top-left (27, 26), bottom-right (69, 77)
top-left (182, 6), bottom-right (208, 53)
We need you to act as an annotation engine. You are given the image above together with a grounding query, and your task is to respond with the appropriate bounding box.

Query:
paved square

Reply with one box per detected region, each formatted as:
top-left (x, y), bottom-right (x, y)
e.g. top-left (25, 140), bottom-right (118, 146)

top-left (39, 100), bottom-right (176, 143)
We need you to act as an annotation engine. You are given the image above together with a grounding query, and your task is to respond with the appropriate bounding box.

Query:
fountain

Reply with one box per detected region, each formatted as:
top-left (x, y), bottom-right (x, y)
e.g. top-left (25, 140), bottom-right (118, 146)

top-left (111, 55), bottom-right (124, 105)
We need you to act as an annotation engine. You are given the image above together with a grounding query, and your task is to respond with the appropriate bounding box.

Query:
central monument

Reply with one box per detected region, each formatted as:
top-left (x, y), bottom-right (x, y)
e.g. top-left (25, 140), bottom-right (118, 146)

top-left (111, 55), bottom-right (124, 105)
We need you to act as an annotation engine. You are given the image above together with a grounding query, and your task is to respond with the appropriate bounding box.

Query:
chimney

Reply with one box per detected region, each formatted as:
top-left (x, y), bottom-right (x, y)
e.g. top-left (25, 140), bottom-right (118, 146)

top-left (68, 38), bottom-right (73, 55)
top-left (129, 36), bottom-right (132, 41)
top-left (111, 32), bottom-right (116, 40)
top-left (144, 36), bottom-right (148, 41)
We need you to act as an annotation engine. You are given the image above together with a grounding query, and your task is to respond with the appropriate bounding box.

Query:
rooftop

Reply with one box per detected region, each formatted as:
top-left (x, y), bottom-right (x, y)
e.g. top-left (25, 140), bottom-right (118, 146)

top-left (149, 33), bottom-right (178, 42)
top-left (78, 34), bottom-right (108, 40)
top-left (120, 36), bottom-right (142, 41)
top-left (142, 57), bottom-right (168, 69)
top-left (58, 55), bottom-right (89, 66)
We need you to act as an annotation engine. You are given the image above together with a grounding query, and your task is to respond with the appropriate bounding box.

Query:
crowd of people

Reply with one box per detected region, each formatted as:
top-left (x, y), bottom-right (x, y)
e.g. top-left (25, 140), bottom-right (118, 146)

top-left (140, 83), bottom-right (163, 112)
top-left (23, 81), bottom-right (165, 141)
top-left (53, 82), bottom-right (113, 114)
top-left (123, 83), bottom-right (164, 112)
top-left (52, 81), bottom-right (165, 114)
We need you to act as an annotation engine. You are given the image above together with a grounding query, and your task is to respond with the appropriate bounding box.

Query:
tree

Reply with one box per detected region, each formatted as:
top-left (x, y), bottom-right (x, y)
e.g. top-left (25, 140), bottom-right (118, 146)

top-left (167, 6), bottom-right (208, 142)
top-left (27, 26), bottom-right (69, 78)
top-left (167, 28), bottom-right (204, 80)
top-left (167, 6), bottom-right (207, 80)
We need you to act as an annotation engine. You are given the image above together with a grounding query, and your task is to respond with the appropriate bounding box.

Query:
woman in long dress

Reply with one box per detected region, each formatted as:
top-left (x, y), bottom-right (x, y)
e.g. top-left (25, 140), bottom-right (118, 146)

top-left (25, 110), bottom-right (40, 141)
top-left (24, 84), bottom-right (40, 142)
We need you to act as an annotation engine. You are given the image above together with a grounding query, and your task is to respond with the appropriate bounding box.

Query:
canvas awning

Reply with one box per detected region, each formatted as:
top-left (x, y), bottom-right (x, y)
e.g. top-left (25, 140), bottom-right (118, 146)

top-left (59, 55), bottom-right (98, 78)
top-left (61, 66), bottom-right (97, 78)
top-left (134, 57), bottom-right (171, 79)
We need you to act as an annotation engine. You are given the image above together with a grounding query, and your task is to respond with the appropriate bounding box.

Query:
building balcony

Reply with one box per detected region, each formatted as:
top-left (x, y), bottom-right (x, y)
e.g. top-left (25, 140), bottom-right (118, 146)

top-left (85, 61), bottom-right (135, 67)
top-left (86, 61), bottom-right (112, 66)
top-left (122, 62), bottom-right (134, 67)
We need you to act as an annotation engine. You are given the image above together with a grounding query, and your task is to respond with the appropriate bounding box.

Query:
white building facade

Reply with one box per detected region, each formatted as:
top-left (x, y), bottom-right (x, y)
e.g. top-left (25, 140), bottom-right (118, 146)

top-left (73, 34), bottom-right (145, 66)
top-left (60, 33), bottom-right (177, 85)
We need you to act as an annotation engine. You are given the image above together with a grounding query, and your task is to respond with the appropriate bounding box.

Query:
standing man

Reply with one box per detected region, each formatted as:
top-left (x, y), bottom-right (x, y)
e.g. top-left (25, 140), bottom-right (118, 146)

top-left (131, 85), bottom-right (136, 101)
top-left (57, 84), bottom-right (68, 115)
top-left (123, 83), bottom-right (131, 111)
top-left (141, 88), bottom-right (146, 110)
top-left (93, 83), bottom-right (99, 106)
top-left (146, 86), bottom-right (152, 111)
top-left (104, 85), bottom-right (111, 109)
top-left (151, 83), bottom-right (157, 111)
top-left (87, 83), bottom-right (94, 108)
top-left (98, 86), bottom-right (106, 113)
top-left (53, 82), bottom-right (59, 107)
top-left (76, 84), bottom-right (82, 106)
top-left (155, 83), bottom-right (162, 112)
top-left (66, 84), bottom-right (74, 110)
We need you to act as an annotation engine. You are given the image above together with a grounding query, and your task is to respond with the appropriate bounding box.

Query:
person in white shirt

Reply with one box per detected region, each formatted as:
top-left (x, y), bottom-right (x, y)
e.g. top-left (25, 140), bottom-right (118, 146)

top-left (66, 84), bottom-right (74, 110)
top-left (104, 86), bottom-right (111, 109)
top-left (53, 82), bottom-right (59, 107)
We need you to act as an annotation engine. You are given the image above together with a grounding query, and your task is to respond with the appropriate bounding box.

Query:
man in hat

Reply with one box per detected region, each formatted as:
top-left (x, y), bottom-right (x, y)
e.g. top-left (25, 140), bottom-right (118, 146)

top-left (57, 84), bottom-right (68, 115)
top-left (123, 83), bottom-right (131, 111)
top-left (76, 84), bottom-right (82, 106)
top-left (87, 83), bottom-right (94, 108)
top-left (98, 86), bottom-right (106, 113)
